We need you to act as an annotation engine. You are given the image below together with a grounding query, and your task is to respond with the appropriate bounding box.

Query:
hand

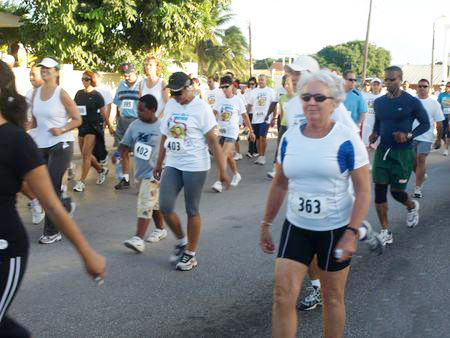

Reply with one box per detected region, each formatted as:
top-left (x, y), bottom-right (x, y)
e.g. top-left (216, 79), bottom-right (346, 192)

top-left (83, 250), bottom-right (106, 280)
top-left (368, 133), bottom-right (378, 145)
top-left (392, 131), bottom-right (409, 143)
top-left (220, 171), bottom-right (231, 190)
top-left (334, 230), bottom-right (358, 262)
top-left (260, 225), bottom-right (275, 254)
top-left (153, 165), bottom-right (163, 181)
top-left (49, 128), bottom-right (64, 136)
top-left (249, 132), bottom-right (256, 142)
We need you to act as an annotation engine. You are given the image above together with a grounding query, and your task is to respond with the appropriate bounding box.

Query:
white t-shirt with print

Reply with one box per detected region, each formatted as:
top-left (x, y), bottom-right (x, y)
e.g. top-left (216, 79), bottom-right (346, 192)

top-left (204, 87), bottom-right (224, 108)
top-left (213, 95), bottom-right (246, 139)
top-left (160, 97), bottom-right (217, 171)
top-left (248, 86), bottom-right (276, 124)
top-left (277, 122), bottom-right (369, 231)
top-left (413, 97), bottom-right (444, 143)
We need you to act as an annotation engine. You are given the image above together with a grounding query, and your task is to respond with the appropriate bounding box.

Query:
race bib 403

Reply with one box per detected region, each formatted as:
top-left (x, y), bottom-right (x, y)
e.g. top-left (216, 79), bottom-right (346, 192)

top-left (164, 137), bottom-right (185, 154)
top-left (289, 193), bottom-right (328, 219)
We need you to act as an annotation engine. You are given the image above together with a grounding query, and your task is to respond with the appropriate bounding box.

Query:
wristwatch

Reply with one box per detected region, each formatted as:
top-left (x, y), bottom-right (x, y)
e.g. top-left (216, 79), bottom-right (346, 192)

top-left (407, 132), bottom-right (413, 140)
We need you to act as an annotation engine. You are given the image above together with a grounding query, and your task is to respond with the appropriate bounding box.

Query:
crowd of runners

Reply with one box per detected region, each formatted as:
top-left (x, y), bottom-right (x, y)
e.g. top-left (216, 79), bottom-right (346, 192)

top-left (1, 53), bottom-right (450, 337)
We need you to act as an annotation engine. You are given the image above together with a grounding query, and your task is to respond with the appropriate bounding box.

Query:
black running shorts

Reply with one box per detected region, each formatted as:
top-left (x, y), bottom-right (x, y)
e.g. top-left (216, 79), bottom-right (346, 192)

top-left (277, 219), bottom-right (351, 272)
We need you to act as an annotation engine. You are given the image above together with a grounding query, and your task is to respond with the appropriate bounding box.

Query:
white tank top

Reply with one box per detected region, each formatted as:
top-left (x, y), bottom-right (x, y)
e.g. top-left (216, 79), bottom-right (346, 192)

top-left (32, 86), bottom-right (74, 148)
top-left (140, 78), bottom-right (166, 117)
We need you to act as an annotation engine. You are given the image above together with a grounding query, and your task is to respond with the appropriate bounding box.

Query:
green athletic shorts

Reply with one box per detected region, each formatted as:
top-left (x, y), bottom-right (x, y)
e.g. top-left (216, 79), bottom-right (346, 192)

top-left (372, 147), bottom-right (415, 190)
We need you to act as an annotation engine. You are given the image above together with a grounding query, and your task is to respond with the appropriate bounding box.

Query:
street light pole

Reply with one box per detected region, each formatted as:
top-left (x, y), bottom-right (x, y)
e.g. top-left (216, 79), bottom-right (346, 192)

top-left (431, 15), bottom-right (447, 87)
top-left (361, 0), bottom-right (373, 83)
top-left (248, 21), bottom-right (253, 77)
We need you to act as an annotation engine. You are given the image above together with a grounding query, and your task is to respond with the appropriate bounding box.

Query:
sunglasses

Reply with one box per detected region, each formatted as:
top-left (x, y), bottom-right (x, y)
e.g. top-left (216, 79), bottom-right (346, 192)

top-left (385, 77), bottom-right (396, 82)
top-left (170, 90), bottom-right (183, 97)
top-left (220, 85), bottom-right (231, 89)
top-left (301, 93), bottom-right (334, 102)
top-left (418, 85), bottom-right (429, 88)
top-left (346, 78), bottom-right (357, 82)
top-left (82, 77), bottom-right (91, 81)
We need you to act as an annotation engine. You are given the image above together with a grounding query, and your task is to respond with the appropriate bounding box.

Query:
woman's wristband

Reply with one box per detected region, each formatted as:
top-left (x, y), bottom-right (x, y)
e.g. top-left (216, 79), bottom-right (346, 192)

top-left (261, 221), bottom-right (273, 227)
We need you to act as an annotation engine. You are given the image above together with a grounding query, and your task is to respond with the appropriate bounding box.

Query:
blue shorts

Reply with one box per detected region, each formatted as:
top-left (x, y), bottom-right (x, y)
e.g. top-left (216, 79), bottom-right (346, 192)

top-left (219, 136), bottom-right (236, 145)
top-left (252, 123), bottom-right (269, 137)
top-left (412, 140), bottom-right (431, 154)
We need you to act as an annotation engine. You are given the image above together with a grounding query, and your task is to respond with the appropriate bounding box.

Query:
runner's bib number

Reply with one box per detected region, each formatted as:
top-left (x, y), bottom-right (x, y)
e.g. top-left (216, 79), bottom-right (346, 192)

top-left (77, 106), bottom-right (87, 116)
top-left (164, 138), bottom-right (185, 154)
top-left (134, 142), bottom-right (152, 161)
top-left (289, 193), bottom-right (328, 219)
top-left (121, 100), bottom-right (133, 110)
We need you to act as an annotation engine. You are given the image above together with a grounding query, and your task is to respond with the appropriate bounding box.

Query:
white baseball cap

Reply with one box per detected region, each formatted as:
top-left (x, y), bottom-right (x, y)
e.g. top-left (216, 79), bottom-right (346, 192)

top-left (371, 77), bottom-right (382, 84)
top-left (286, 55), bottom-right (320, 73)
top-left (39, 57), bottom-right (60, 70)
top-left (1, 54), bottom-right (15, 67)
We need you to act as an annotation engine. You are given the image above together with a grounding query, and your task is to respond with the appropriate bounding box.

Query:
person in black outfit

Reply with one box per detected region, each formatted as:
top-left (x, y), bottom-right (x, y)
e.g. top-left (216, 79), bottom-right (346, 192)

top-left (73, 71), bottom-right (114, 192)
top-left (0, 61), bottom-right (105, 337)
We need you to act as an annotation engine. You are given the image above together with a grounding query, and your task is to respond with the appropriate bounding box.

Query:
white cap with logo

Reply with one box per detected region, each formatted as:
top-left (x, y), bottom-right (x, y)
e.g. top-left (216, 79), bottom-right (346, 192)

top-left (38, 57), bottom-right (60, 70)
top-left (285, 55), bottom-right (320, 73)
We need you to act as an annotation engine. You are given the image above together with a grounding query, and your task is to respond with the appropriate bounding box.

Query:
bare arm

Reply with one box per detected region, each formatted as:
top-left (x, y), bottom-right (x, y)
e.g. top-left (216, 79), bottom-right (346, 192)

top-left (162, 81), bottom-right (170, 103)
top-left (99, 106), bottom-right (114, 134)
top-left (61, 89), bottom-right (82, 130)
top-left (153, 135), bottom-right (167, 180)
top-left (242, 112), bottom-right (255, 141)
top-left (25, 165), bottom-right (105, 278)
top-left (435, 121), bottom-right (443, 148)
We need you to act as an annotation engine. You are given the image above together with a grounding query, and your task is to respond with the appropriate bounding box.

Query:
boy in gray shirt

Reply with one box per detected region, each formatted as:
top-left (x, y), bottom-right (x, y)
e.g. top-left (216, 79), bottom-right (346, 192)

top-left (122, 95), bottom-right (166, 252)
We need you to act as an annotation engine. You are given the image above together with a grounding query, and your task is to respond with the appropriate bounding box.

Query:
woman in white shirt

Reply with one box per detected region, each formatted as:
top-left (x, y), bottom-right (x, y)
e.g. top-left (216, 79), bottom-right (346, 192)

top-left (260, 70), bottom-right (371, 338)
top-left (154, 72), bottom-right (229, 272)
top-left (31, 58), bottom-right (81, 244)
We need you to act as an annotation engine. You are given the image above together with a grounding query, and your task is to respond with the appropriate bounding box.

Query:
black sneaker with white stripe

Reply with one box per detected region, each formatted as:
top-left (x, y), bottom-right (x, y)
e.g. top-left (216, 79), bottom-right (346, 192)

top-left (176, 252), bottom-right (198, 271)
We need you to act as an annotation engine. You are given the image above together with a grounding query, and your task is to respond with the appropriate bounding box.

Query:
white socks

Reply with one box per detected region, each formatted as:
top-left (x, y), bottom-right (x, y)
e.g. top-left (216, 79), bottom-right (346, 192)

top-left (311, 279), bottom-right (321, 289)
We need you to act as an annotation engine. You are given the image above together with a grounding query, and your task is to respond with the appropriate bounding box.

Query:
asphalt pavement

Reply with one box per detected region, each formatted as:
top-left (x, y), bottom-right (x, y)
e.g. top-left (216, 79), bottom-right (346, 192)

top-left (8, 139), bottom-right (450, 338)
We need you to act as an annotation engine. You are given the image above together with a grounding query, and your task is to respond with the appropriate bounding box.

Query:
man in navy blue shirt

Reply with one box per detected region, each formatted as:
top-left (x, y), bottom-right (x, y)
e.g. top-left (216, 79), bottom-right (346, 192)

top-left (343, 70), bottom-right (367, 126)
top-left (369, 66), bottom-right (429, 246)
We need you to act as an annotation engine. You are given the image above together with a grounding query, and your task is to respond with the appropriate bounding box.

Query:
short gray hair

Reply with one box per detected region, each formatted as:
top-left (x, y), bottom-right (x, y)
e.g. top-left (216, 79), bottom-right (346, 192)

top-left (298, 70), bottom-right (346, 105)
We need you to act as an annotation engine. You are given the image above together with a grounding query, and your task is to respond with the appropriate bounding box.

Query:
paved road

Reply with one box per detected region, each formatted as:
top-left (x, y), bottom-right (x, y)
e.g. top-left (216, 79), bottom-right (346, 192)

top-left (9, 139), bottom-right (450, 338)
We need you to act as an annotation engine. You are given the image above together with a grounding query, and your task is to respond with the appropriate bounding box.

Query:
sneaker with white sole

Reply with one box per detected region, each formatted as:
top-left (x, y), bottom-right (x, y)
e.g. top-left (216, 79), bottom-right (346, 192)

top-left (39, 233), bottom-right (62, 244)
top-left (267, 169), bottom-right (276, 179)
top-left (96, 168), bottom-right (109, 185)
top-left (146, 229), bottom-right (168, 243)
top-left (233, 153), bottom-right (243, 161)
top-left (298, 286), bottom-right (322, 311)
top-left (379, 229), bottom-right (393, 246)
top-left (28, 199), bottom-right (45, 224)
top-left (360, 220), bottom-right (384, 255)
top-left (176, 252), bottom-right (198, 271)
top-left (254, 156), bottom-right (266, 165)
top-left (230, 173), bottom-right (242, 187)
top-left (413, 186), bottom-right (422, 199)
top-left (73, 181), bottom-right (85, 192)
top-left (246, 152), bottom-right (254, 158)
top-left (212, 180), bottom-right (223, 192)
top-left (170, 243), bottom-right (187, 263)
top-left (407, 200), bottom-right (420, 228)
top-left (124, 236), bottom-right (145, 253)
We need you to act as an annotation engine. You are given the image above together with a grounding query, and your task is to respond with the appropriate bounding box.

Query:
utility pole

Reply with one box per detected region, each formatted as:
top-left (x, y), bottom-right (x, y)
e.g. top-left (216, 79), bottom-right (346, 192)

top-left (361, 0), bottom-right (373, 83)
top-left (249, 21), bottom-right (253, 77)
top-left (431, 16), bottom-right (447, 87)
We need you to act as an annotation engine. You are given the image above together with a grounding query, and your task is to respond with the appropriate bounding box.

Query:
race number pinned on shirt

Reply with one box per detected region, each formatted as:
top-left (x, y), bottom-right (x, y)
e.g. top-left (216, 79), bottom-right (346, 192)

top-left (77, 106), bottom-right (87, 116)
top-left (164, 137), bottom-right (185, 154)
top-left (134, 142), bottom-right (152, 161)
top-left (289, 193), bottom-right (328, 219)
top-left (121, 100), bottom-right (133, 110)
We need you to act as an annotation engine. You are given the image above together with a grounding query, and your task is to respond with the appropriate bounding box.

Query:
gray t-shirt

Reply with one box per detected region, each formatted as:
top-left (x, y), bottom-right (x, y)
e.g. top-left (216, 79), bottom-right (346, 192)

top-left (121, 119), bottom-right (161, 180)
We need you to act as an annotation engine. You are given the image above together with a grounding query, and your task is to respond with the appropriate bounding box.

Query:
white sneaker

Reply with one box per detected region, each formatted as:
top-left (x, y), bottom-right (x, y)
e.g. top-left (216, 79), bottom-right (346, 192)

top-left (212, 180), bottom-right (223, 192)
top-left (245, 152), bottom-right (254, 158)
top-left (176, 252), bottom-right (198, 271)
top-left (146, 229), bottom-right (168, 243)
top-left (267, 169), bottom-right (276, 179)
top-left (96, 168), bottom-right (109, 185)
top-left (379, 229), bottom-right (393, 246)
top-left (443, 149), bottom-right (448, 156)
top-left (124, 236), bottom-right (145, 253)
top-left (407, 200), bottom-right (420, 228)
top-left (230, 173), bottom-right (242, 187)
top-left (39, 233), bottom-right (62, 244)
top-left (254, 156), bottom-right (266, 165)
top-left (233, 153), bottom-right (243, 161)
top-left (28, 199), bottom-right (45, 224)
top-left (413, 186), bottom-right (422, 199)
top-left (73, 181), bottom-right (85, 192)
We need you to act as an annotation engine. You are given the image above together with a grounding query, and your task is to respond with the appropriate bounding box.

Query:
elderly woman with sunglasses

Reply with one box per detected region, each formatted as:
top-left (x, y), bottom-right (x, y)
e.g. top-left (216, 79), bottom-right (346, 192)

top-left (72, 71), bottom-right (114, 192)
top-left (260, 70), bottom-right (371, 338)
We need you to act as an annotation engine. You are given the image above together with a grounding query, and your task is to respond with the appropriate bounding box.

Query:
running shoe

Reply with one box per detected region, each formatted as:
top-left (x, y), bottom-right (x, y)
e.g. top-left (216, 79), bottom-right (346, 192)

top-left (212, 181), bottom-right (223, 193)
top-left (360, 220), bottom-right (384, 255)
top-left (246, 152), bottom-right (254, 158)
top-left (230, 173), bottom-right (242, 187)
top-left (124, 236), bottom-right (145, 253)
top-left (170, 243), bottom-right (187, 263)
top-left (298, 286), bottom-right (322, 311)
top-left (407, 200), bottom-right (420, 228)
top-left (379, 229), bottom-right (393, 246)
top-left (254, 156), bottom-right (266, 165)
top-left (413, 186), bottom-right (422, 199)
top-left (146, 229), bottom-right (168, 243)
top-left (28, 199), bottom-right (45, 224)
top-left (267, 169), bottom-right (276, 179)
top-left (73, 181), bottom-right (85, 192)
top-left (96, 168), bottom-right (109, 185)
top-left (233, 153), bottom-right (243, 161)
top-left (115, 178), bottom-right (130, 190)
top-left (176, 252), bottom-right (198, 271)
top-left (39, 233), bottom-right (62, 244)
top-left (443, 149), bottom-right (448, 156)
